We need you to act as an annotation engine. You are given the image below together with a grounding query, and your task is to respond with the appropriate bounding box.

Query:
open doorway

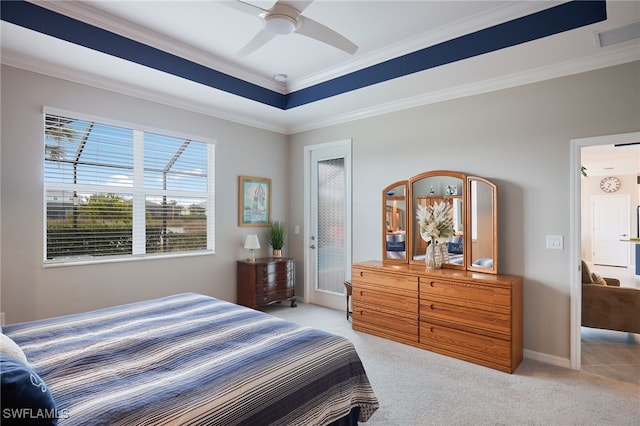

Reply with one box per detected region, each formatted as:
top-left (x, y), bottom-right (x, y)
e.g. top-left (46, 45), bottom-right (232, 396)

top-left (571, 132), bottom-right (640, 384)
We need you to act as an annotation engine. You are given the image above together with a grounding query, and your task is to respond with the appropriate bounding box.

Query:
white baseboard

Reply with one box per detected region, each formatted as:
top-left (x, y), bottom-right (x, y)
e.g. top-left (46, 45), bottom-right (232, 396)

top-left (524, 348), bottom-right (572, 369)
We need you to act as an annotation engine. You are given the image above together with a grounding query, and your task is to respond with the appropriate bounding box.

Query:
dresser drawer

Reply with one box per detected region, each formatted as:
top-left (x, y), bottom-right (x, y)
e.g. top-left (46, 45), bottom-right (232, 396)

top-left (353, 302), bottom-right (418, 342)
top-left (256, 264), bottom-right (292, 284)
top-left (256, 289), bottom-right (295, 306)
top-left (420, 321), bottom-right (511, 369)
top-left (420, 278), bottom-right (511, 308)
top-left (353, 283), bottom-right (418, 314)
top-left (256, 280), bottom-right (293, 295)
top-left (352, 268), bottom-right (418, 294)
top-left (420, 299), bottom-right (511, 337)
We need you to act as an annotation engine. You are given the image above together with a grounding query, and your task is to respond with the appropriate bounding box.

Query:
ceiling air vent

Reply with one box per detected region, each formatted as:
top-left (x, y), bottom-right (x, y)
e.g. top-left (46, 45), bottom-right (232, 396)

top-left (596, 21), bottom-right (640, 47)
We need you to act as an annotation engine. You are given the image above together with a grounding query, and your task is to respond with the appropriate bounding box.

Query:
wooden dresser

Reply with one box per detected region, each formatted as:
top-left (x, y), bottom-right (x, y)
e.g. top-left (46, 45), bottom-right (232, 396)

top-left (237, 258), bottom-right (296, 309)
top-left (352, 261), bottom-right (522, 373)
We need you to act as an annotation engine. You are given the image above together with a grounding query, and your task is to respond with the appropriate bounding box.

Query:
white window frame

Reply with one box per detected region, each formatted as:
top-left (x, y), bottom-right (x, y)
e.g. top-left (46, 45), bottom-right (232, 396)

top-left (43, 107), bottom-right (216, 266)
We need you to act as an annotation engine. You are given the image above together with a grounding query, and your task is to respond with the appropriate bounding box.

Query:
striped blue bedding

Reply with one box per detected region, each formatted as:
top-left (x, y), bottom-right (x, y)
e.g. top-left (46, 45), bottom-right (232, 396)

top-left (3, 293), bottom-right (378, 425)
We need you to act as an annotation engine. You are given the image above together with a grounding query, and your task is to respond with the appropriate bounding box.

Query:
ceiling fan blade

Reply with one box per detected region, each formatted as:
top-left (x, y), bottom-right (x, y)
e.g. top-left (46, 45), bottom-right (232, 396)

top-left (278, 0), bottom-right (314, 14)
top-left (238, 29), bottom-right (276, 56)
top-left (224, 0), bottom-right (268, 17)
top-left (295, 16), bottom-right (358, 54)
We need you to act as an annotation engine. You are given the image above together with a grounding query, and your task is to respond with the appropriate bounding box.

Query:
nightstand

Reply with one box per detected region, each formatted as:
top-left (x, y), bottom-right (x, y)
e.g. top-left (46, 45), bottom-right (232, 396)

top-left (237, 258), bottom-right (296, 309)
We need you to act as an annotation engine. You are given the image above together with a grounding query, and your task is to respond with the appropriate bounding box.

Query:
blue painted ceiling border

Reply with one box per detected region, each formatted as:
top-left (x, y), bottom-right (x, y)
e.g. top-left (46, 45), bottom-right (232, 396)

top-left (286, 0), bottom-right (607, 109)
top-left (1, 0), bottom-right (606, 111)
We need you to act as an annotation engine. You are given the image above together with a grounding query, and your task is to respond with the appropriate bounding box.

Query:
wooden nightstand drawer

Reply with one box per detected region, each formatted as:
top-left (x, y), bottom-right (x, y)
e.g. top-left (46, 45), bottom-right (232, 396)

top-left (256, 280), bottom-right (293, 295)
top-left (256, 289), bottom-right (295, 306)
top-left (256, 267), bottom-right (292, 284)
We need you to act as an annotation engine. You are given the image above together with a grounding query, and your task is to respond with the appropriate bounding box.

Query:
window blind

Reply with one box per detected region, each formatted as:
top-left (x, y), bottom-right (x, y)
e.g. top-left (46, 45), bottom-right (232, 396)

top-left (44, 112), bottom-right (214, 263)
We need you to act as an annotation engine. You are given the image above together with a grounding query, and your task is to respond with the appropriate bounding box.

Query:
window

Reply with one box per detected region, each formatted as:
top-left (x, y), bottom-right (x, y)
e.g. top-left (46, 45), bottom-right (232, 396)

top-left (44, 110), bottom-right (215, 264)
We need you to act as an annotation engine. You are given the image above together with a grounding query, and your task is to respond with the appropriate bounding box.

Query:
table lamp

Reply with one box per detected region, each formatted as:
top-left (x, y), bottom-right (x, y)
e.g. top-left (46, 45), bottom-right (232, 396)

top-left (244, 234), bottom-right (260, 263)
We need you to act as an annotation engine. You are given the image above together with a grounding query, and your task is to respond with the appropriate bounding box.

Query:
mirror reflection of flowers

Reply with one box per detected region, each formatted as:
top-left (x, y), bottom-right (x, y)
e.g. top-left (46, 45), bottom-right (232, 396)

top-left (416, 201), bottom-right (454, 245)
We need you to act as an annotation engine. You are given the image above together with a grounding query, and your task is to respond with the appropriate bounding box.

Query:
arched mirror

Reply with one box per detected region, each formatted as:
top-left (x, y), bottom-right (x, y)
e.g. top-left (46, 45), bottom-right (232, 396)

top-left (408, 171), bottom-right (465, 270)
top-left (467, 177), bottom-right (498, 274)
top-left (382, 181), bottom-right (408, 263)
top-left (381, 170), bottom-right (498, 274)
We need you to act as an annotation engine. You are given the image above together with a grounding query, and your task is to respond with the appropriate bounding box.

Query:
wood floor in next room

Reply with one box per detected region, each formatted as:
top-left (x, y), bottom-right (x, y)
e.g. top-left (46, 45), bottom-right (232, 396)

top-left (582, 264), bottom-right (640, 385)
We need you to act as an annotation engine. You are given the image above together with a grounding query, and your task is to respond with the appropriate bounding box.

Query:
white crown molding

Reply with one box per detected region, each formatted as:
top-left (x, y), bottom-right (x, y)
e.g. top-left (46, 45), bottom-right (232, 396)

top-left (30, 0), bottom-right (559, 94)
top-left (289, 46), bottom-right (640, 134)
top-left (29, 0), bottom-right (288, 94)
top-left (4, 44), bottom-right (637, 136)
top-left (3, 10), bottom-right (637, 138)
top-left (0, 51), bottom-right (288, 134)
top-left (288, 1), bottom-right (563, 91)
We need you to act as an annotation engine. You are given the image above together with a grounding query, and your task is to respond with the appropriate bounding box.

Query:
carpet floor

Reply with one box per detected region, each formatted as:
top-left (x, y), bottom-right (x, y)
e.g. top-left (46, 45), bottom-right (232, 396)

top-left (263, 302), bottom-right (640, 426)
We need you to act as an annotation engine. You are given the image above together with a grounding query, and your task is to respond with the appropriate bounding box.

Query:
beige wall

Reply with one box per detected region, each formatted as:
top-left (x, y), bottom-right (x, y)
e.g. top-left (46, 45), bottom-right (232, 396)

top-left (288, 61), bottom-right (640, 361)
top-left (0, 65), bottom-right (289, 323)
top-left (2, 61), bottom-right (639, 363)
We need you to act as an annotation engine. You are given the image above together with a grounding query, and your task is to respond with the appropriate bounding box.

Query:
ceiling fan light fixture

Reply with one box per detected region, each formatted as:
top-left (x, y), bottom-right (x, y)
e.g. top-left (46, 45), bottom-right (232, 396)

top-left (264, 14), bottom-right (297, 35)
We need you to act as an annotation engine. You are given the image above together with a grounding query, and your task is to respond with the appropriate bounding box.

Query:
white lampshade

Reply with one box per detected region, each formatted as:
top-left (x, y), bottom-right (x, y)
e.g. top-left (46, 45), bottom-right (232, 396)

top-left (244, 235), bottom-right (260, 249)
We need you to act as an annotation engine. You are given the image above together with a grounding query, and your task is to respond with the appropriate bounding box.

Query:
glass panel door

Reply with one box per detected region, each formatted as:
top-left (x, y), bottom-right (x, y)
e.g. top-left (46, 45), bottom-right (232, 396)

top-left (307, 140), bottom-right (351, 310)
top-left (316, 157), bottom-right (345, 293)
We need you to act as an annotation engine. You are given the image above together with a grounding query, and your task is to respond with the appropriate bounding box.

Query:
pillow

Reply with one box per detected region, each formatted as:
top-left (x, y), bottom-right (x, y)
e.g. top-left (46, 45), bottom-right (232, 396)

top-left (446, 242), bottom-right (463, 254)
top-left (1, 333), bottom-right (29, 365)
top-left (0, 354), bottom-right (58, 425)
top-left (581, 260), bottom-right (593, 284)
top-left (591, 272), bottom-right (607, 285)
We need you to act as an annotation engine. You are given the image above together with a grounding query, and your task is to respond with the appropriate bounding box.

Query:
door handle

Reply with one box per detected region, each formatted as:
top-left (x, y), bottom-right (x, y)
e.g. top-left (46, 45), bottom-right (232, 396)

top-left (310, 245), bottom-right (315, 249)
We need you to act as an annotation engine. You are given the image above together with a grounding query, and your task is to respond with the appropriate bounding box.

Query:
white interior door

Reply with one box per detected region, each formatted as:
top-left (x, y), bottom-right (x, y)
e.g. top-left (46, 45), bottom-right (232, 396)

top-left (592, 194), bottom-right (630, 267)
top-left (305, 140), bottom-right (352, 310)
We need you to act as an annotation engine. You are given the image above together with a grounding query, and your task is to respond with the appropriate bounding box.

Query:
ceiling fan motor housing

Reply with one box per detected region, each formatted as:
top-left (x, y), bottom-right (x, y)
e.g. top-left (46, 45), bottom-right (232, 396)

top-left (263, 4), bottom-right (300, 34)
top-left (265, 14), bottom-right (298, 34)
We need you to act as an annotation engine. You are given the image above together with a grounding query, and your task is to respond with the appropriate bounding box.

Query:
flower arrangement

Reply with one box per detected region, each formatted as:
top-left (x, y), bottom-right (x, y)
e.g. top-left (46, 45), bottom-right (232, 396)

top-left (416, 201), bottom-right (454, 244)
top-left (416, 201), bottom-right (454, 269)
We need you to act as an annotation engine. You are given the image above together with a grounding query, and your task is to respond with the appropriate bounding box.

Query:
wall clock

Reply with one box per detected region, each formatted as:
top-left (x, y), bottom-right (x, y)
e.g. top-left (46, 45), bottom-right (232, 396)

top-left (599, 176), bottom-right (620, 193)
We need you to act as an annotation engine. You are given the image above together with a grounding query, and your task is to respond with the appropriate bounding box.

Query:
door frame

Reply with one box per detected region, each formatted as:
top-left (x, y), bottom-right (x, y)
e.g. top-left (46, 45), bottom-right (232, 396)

top-left (569, 131), bottom-right (640, 370)
top-left (303, 139), bottom-right (352, 307)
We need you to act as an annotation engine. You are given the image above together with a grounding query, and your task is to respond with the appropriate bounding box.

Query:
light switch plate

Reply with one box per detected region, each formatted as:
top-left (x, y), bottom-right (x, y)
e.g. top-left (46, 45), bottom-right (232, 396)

top-left (546, 235), bottom-right (564, 250)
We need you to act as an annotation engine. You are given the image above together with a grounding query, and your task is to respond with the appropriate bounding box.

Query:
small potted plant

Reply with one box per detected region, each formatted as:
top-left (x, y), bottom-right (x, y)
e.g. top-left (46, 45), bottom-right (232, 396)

top-left (267, 221), bottom-right (286, 257)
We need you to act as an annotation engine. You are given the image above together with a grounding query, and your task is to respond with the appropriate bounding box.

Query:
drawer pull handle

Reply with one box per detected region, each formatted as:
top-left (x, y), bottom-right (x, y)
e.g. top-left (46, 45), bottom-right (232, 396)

top-left (430, 327), bottom-right (435, 332)
top-left (360, 271), bottom-right (364, 277)
top-left (360, 291), bottom-right (364, 296)
top-left (430, 304), bottom-right (435, 310)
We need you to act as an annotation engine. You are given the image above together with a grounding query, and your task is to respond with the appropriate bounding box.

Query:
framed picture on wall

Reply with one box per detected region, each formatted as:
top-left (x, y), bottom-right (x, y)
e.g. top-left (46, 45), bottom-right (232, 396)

top-left (238, 176), bottom-right (272, 227)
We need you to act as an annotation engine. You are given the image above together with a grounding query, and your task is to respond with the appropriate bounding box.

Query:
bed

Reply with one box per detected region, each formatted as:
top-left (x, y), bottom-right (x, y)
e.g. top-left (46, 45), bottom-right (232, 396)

top-left (1, 293), bottom-right (378, 425)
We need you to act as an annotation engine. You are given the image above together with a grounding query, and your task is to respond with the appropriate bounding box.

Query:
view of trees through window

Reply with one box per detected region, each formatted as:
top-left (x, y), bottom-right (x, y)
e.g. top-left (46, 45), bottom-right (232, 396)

top-left (44, 112), bottom-right (214, 263)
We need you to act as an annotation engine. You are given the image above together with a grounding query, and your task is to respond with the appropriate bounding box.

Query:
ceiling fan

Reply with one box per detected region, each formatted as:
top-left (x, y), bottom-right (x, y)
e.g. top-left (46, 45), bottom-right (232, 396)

top-left (226, 0), bottom-right (358, 56)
